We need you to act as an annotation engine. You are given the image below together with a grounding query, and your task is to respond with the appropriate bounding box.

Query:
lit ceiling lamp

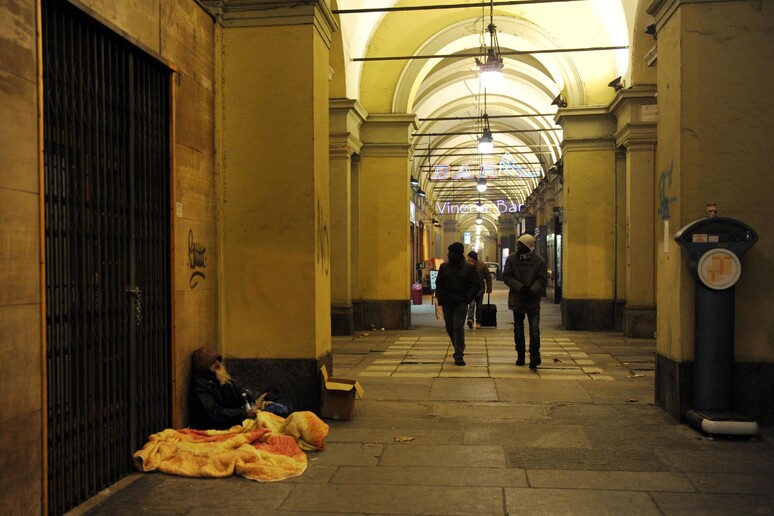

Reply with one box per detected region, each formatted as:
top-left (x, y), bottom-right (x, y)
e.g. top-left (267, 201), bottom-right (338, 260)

top-left (410, 175), bottom-right (419, 188)
top-left (476, 177), bottom-right (487, 193)
top-left (478, 90), bottom-right (494, 154)
top-left (475, 0), bottom-right (504, 89)
top-left (476, 212), bottom-right (483, 225)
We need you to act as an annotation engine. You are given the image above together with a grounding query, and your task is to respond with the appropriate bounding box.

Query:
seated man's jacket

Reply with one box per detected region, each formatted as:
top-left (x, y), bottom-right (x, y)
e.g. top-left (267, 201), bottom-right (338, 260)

top-left (188, 372), bottom-right (255, 430)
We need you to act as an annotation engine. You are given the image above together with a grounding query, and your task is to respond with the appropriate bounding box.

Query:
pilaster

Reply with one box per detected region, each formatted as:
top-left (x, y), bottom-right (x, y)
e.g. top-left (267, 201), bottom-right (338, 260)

top-left (329, 99), bottom-right (367, 335)
top-left (611, 86), bottom-right (658, 338)
top-left (555, 107), bottom-right (617, 330)
top-left (358, 113), bottom-right (418, 329)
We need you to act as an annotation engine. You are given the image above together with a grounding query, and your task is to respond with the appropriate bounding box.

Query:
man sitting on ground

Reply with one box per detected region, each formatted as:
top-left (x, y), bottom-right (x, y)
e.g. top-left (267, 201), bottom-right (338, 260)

top-left (188, 346), bottom-right (291, 430)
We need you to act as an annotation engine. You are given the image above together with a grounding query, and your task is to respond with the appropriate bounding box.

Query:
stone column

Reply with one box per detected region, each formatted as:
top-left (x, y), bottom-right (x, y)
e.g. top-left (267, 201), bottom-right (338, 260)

top-left (358, 114), bottom-right (417, 329)
top-left (556, 108), bottom-right (617, 330)
top-left (648, 0), bottom-right (774, 422)
top-left (329, 99), bottom-right (367, 335)
top-left (611, 85), bottom-right (658, 338)
top-left (209, 0), bottom-right (337, 412)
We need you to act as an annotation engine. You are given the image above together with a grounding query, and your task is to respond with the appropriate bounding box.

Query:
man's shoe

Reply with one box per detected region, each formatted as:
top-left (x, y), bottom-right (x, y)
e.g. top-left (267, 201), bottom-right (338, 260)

top-left (467, 319), bottom-right (474, 329)
top-left (454, 357), bottom-right (466, 366)
top-left (515, 355), bottom-right (525, 366)
top-left (529, 355), bottom-right (542, 369)
top-left (476, 322), bottom-right (481, 329)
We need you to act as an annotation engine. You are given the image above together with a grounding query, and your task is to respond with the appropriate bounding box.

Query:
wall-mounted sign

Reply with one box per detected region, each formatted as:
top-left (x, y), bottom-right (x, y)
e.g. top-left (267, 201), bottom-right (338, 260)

top-left (430, 152), bottom-right (542, 181)
top-left (463, 232), bottom-right (471, 244)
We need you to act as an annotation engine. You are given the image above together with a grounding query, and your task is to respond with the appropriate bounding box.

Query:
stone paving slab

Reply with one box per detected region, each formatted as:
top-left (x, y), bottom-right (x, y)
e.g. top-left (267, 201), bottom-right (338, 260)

top-left (526, 469), bottom-right (696, 492)
top-left (330, 465), bottom-right (528, 487)
top-left (495, 378), bottom-right (593, 403)
top-left (503, 487), bottom-right (662, 515)
top-left (686, 471), bottom-right (774, 494)
top-left (507, 447), bottom-right (670, 472)
top-left (280, 484), bottom-right (505, 515)
top-left (379, 443), bottom-right (507, 468)
top-left (650, 492), bottom-right (774, 515)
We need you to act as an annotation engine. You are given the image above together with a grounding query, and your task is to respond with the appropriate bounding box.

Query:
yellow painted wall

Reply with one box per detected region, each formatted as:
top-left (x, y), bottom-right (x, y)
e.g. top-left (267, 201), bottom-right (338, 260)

top-left (655, 1), bottom-right (774, 362)
top-left (563, 150), bottom-right (617, 300)
top-left (220, 22), bottom-right (331, 359)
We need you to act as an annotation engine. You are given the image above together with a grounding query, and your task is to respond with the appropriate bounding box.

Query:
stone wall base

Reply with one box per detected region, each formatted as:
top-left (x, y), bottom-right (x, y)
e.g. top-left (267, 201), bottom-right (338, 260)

top-left (624, 305), bottom-right (656, 338)
top-left (655, 353), bottom-right (774, 423)
top-left (331, 304), bottom-right (354, 336)
top-left (226, 354), bottom-right (332, 416)
top-left (562, 298), bottom-right (615, 331)
top-left (355, 299), bottom-right (410, 330)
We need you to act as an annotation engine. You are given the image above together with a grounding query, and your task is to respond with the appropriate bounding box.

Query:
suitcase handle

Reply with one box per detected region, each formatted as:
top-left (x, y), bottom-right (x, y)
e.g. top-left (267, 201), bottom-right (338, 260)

top-left (487, 292), bottom-right (491, 304)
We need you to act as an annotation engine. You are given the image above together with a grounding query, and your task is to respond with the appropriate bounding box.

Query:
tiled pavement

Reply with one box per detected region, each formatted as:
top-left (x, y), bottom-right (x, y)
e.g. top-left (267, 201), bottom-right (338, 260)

top-left (76, 284), bottom-right (774, 515)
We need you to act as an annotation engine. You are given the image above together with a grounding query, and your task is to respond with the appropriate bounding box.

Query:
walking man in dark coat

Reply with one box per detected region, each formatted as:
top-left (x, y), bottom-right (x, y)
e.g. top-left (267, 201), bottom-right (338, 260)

top-left (436, 242), bottom-right (481, 365)
top-left (502, 234), bottom-right (548, 369)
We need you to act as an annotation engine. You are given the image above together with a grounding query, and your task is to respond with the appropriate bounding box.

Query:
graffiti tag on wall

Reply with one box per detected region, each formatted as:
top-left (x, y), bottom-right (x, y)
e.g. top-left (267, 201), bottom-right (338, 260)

top-left (316, 199), bottom-right (330, 275)
top-left (188, 229), bottom-right (207, 289)
top-left (658, 162), bottom-right (676, 221)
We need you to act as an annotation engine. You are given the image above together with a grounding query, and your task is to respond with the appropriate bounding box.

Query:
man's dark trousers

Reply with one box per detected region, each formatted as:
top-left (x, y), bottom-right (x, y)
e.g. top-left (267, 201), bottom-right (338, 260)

top-left (443, 303), bottom-right (468, 360)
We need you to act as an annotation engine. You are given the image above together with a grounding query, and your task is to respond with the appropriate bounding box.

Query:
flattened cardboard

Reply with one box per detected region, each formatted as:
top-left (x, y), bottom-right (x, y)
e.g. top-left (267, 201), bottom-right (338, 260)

top-left (320, 365), bottom-right (364, 420)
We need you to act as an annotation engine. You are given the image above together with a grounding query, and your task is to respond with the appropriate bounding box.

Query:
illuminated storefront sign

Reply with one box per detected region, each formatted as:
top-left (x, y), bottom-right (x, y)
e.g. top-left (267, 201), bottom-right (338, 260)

top-left (430, 152), bottom-right (542, 181)
top-left (436, 200), bottom-right (524, 214)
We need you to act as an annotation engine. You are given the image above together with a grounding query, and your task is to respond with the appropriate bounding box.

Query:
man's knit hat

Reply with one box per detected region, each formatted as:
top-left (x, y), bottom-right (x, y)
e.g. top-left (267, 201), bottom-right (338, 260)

top-left (467, 250), bottom-right (478, 261)
top-left (192, 347), bottom-right (221, 373)
top-left (517, 233), bottom-right (535, 251)
top-left (448, 242), bottom-right (465, 255)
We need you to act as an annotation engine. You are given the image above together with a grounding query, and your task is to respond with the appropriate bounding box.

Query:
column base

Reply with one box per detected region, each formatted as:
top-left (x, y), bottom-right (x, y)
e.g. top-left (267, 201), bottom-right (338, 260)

top-left (561, 298), bottom-right (615, 330)
top-left (655, 354), bottom-right (774, 424)
top-left (226, 354), bottom-right (332, 415)
top-left (331, 304), bottom-right (354, 336)
top-left (655, 353), bottom-right (693, 422)
top-left (623, 305), bottom-right (656, 338)
top-left (359, 299), bottom-right (411, 330)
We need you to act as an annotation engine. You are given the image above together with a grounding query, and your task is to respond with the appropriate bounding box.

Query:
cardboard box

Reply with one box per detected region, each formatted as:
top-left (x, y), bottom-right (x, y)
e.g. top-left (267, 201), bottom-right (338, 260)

top-left (320, 365), bottom-right (364, 420)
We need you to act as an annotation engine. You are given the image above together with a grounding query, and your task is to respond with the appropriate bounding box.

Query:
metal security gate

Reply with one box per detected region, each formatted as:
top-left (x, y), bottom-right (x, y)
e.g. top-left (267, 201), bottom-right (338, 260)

top-left (42, 0), bottom-right (171, 513)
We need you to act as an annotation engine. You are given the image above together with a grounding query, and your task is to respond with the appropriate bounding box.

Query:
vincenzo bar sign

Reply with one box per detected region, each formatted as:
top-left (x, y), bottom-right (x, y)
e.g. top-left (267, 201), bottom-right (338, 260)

top-left (436, 200), bottom-right (525, 215)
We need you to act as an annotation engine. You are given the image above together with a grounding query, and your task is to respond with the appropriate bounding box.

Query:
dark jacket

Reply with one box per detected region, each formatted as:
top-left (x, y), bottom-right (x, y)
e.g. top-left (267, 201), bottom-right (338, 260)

top-left (188, 371), bottom-right (255, 430)
top-left (436, 259), bottom-right (481, 307)
top-left (472, 259), bottom-right (493, 297)
top-left (502, 250), bottom-right (547, 313)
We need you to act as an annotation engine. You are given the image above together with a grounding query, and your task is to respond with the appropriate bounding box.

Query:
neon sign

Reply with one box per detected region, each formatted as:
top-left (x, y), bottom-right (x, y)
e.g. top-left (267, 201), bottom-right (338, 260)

top-left (430, 152), bottom-right (542, 181)
top-left (436, 200), bottom-right (524, 215)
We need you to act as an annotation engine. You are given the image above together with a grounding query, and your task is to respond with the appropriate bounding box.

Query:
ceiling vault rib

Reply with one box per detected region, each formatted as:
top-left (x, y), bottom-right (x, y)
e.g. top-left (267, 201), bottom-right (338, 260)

top-left (352, 46), bottom-right (627, 62)
top-left (419, 113), bottom-right (556, 121)
top-left (333, 0), bottom-right (585, 15)
top-left (414, 128), bottom-right (559, 137)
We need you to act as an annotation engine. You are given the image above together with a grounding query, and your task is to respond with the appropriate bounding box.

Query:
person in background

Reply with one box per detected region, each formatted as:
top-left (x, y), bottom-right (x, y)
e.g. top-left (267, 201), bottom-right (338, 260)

top-left (502, 234), bottom-right (547, 369)
top-left (436, 242), bottom-right (481, 366)
top-left (188, 347), bottom-right (292, 430)
top-left (465, 250), bottom-right (493, 329)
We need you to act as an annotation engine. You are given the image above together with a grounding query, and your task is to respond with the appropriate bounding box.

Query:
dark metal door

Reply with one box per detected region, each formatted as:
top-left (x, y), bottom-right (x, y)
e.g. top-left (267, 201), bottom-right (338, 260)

top-left (42, 1), bottom-right (171, 513)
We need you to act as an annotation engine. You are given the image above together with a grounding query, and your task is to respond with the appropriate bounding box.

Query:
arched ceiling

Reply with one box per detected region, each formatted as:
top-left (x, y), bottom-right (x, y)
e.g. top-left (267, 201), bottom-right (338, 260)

top-left (333, 0), bottom-right (638, 249)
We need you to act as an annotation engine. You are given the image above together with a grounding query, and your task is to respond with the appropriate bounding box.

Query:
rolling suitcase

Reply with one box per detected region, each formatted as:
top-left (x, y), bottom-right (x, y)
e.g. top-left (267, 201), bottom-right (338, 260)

top-left (481, 293), bottom-right (497, 328)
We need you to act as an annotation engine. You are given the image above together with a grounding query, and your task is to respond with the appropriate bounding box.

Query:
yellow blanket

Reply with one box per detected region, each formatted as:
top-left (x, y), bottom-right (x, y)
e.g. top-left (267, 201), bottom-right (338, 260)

top-left (133, 411), bottom-right (329, 482)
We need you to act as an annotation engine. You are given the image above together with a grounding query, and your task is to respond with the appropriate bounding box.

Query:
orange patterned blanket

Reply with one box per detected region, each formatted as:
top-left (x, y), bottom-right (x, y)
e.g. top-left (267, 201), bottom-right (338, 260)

top-left (133, 410), bottom-right (329, 482)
